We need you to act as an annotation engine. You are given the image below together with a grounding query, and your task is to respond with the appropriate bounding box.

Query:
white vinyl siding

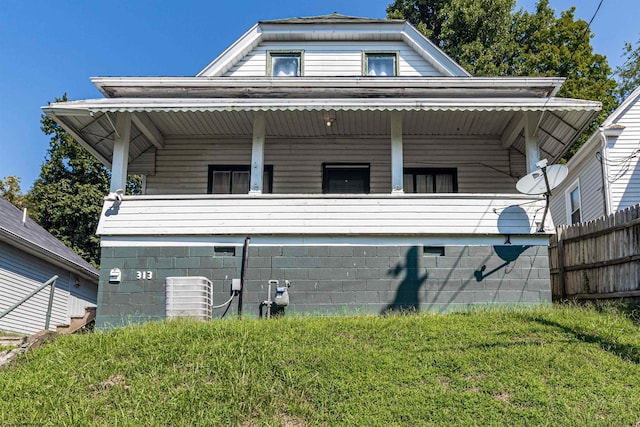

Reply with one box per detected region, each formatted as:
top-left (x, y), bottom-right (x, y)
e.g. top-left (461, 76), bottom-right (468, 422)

top-left (144, 137), bottom-right (526, 195)
top-left (606, 96), bottom-right (640, 212)
top-left (97, 194), bottom-right (548, 238)
top-left (0, 241), bottom-right (95, 334)
top-left (146, 139), bottom-right (252, 194)
top-left (550, 142), bottom-right (605, 226)
top-left (574, 156), bottom-right (606, 221)
top-left (551, 91), bottom-right (640, 226)
top-left (404, 139), bottom-right (524, 194)
top-left (224, 41), bottom-right (442, 77)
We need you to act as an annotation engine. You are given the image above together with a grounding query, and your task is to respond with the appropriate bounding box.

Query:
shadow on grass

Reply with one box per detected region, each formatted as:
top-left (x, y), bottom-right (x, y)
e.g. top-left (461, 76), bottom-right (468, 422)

top-left (592, 302), bottom-right (640, 327)
top-left (524, 315), bottom-right (640, 364)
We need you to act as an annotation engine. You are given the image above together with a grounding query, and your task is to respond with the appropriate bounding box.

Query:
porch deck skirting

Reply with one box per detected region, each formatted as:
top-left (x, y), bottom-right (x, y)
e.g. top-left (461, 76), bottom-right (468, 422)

top-left (95, 194), bottom-right (552, 328)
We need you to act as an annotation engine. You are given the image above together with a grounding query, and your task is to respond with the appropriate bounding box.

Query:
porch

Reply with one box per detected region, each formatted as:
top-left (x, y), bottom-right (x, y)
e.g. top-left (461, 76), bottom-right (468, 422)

top-left (42, 79), bottom-right (602, 199)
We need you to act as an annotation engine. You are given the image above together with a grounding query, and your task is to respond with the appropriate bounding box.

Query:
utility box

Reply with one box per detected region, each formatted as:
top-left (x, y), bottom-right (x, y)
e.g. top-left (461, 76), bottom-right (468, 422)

top-left (165, 276), bottom-right (213, 320)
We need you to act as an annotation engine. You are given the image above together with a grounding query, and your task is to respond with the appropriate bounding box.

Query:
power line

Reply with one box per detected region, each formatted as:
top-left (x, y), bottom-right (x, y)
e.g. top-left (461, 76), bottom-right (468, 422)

top-left (586, 0), bottom-right (604, 28)
top-left (579, 0), bottom-right (605, 42)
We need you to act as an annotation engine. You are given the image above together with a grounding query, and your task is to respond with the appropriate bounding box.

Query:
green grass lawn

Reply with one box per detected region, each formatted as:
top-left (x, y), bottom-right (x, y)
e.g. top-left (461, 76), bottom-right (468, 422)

top-left (1, 304), bottom-right (639, 426)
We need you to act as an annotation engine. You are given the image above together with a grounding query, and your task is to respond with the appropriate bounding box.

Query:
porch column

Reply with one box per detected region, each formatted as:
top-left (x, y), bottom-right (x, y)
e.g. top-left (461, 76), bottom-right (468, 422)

top-left (249, 111), bottom-right (266, 194)
top-left (110, 112), bottom-right (132, 193)
top-left (391, 111), bottom-right (404, 193)
top-left (524, 111), bottom-right (542, 173)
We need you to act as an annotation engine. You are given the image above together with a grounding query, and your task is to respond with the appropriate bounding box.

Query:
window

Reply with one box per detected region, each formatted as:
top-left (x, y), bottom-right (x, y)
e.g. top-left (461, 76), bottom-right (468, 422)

top-left (322, 164), bottom-right (370, 194)
top-left (207, 165), bottom-right (273, 194)
top-left (364, 52), bottom-right (397, 76)
top-left (268, 51), bottom-right (302, 77)
top-left (403, 168), bottom-right (458, 193)
top-left (566, 184), bottom-right (581, 224)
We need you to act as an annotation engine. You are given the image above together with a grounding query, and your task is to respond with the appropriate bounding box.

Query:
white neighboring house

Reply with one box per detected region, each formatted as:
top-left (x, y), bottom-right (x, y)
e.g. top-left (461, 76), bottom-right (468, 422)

top-left (550, 86), bottom-right (640, 226)
top-left (0, 197), bottom-right (98, 334)
top-left (42, 14), bottom-right (602, 326)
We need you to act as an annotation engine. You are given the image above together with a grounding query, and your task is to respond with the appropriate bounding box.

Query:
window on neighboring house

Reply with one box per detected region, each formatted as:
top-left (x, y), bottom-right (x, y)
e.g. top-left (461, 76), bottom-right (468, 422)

top-left (364, 52), bottom-right (397, 76)
top-left (207, 165), bottom-right (273, 194)
top-left (322, 164), bottom-right (370, 194)
top-left (268, 51), bottom-right (302, 77)
top-left (403, 168), bottom-right (458, 193)
top-left (567, 185), bottom-right (581, 224)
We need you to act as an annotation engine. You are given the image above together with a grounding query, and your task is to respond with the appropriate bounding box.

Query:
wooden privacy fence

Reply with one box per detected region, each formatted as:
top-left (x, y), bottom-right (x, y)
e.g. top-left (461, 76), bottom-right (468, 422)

top-left (549, 204), bottom-right (640, 300)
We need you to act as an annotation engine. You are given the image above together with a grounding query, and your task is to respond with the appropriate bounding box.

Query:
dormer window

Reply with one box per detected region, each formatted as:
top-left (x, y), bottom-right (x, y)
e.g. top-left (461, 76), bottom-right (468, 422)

top-left (268, 51), bottom-right (303, 77)
top-left (364, 52), bottom-right (397, 76)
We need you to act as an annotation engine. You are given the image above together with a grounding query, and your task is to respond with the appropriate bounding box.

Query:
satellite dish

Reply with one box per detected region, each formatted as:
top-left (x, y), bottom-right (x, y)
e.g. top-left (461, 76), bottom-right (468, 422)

top-left (514, 160), bottom-right (568, 233)
top-left (516, 164), bottom-right (568, 195)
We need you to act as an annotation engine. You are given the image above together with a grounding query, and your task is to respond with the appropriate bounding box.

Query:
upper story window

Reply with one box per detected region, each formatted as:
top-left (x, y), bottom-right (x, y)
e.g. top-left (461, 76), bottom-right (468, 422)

top-left (208, 165), bottom-right (273, 194)
top-left (566, 183), bottom-right (581, 225)
top-left (268, 51), bottom-right (303, 77)
top-left (403, 168), bottom-right (458, 193)
top-left (364, 52), bottom-right (398, 76)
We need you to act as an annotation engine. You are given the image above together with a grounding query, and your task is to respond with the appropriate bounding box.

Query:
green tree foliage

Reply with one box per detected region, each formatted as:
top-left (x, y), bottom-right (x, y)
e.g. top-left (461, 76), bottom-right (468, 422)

top-left (28, 95), bottom-right (141, 267)
top-left (388, 0), bottom-right (518, 75)
top-left (27, 95), bottom-right (110, 267)
top-left (616, 37), bottom-right (640, 101)
top-left (0, 176), bottom-right (26, 209)
top-left (387, 0), bottom-right (618, 158)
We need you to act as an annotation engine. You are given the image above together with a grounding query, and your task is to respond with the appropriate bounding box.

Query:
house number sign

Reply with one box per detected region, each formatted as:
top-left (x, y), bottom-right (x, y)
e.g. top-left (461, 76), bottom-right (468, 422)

top-left (136, 271), bottom-right (153, 280)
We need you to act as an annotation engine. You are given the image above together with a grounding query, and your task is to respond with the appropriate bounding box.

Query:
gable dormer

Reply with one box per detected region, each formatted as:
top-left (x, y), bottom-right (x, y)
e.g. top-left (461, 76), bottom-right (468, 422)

top-left (197, 13), bottom-right (470, 78)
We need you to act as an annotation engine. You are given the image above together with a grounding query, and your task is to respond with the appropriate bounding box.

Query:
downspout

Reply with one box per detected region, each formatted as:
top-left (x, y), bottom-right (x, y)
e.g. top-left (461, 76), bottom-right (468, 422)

top-left (599, 129), bottom-right (612, 216)
top-left (238, 237), bottom-right (250, 318)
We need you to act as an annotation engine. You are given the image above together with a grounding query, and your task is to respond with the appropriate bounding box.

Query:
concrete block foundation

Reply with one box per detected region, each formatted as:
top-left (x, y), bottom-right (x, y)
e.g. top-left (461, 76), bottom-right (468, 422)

top-left (96, 244), bottom-right (551, 329)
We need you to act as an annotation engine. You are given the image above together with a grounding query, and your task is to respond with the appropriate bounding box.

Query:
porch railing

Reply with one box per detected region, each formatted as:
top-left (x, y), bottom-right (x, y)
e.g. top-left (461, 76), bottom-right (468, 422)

top-left (0, 275), bottom-right (58, 330)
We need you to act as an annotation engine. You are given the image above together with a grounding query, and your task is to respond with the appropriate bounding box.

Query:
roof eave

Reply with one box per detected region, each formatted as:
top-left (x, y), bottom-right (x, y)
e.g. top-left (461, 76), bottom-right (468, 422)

top-left (196, 23), bottom-right (262, 77)
top-left (91, 76), bottom-right (566, 98)
top-left (195, 18), bottom-right (470, 78)
top-left (560, 86), bottom-right (640, 167)
top-left (0, 229), bottom-right (99, 282)
top-left (551, 107), bottom-right (602, 164)
top-left (43, 96), bottom-right (602, 112)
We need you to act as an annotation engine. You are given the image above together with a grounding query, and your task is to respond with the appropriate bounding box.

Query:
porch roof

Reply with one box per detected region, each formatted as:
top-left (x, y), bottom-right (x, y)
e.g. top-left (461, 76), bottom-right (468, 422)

top-left (90, 76), bottom-right (565, 98)
top-left (43, 96), bottom-right (600, 171)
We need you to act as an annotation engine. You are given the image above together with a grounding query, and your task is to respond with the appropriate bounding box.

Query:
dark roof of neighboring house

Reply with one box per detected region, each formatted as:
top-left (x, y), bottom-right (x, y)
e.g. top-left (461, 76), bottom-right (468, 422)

top-left (0, 197), bottom-right (99, 280)
top-left (260, 13), bottom-right (399, 25)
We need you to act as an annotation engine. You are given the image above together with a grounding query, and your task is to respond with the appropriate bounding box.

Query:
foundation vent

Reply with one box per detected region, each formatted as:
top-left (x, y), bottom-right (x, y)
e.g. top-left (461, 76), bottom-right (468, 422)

top-left (165, 276), bottom-right (213, 320)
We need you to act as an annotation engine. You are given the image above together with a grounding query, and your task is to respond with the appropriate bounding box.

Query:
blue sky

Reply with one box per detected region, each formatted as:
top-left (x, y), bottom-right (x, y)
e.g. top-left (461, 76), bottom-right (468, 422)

top-left (1, 0), bottom-right (638, 191)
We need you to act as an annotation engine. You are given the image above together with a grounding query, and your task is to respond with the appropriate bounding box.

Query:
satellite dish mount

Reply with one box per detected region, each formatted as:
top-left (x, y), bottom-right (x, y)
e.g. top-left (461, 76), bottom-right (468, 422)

top-left (515, 159), bottom-right (568, 233)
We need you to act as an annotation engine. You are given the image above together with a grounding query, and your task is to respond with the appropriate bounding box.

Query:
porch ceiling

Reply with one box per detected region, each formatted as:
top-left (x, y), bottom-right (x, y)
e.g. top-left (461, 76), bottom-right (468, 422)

top-left (44, 97), bottom-right (600, 169)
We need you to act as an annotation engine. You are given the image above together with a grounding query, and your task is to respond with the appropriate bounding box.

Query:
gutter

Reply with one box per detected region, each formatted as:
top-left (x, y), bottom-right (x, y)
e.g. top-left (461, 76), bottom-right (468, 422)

top-left (598, 130), bottom-right (610, 216)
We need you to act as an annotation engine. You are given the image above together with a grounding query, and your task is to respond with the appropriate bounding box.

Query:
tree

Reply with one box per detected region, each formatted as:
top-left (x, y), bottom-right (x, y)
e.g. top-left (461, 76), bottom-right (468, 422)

top-left (28, 95), bottom-right (141, 267)
top-left (388, 0), bottom-right (518, 75)
top-left (0, 176), bottom-right (26, 209)
top-left (387, 0), bottom-right (618, 158)
top-left (616, 37), bottom-right (640, 101)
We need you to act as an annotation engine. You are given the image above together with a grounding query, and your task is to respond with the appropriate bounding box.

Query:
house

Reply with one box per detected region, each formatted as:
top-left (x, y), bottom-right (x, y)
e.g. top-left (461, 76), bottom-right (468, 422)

top-left (42, 14), bottom-right (601, 327)
top-left (0, 197), bottom-right (98, 334)
top-left (550, 86), bottom-right (640, 226)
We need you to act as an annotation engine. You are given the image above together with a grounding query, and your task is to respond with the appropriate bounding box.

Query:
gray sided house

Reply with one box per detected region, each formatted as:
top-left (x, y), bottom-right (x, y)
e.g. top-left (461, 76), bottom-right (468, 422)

top-left (43, 14), bottom-right (601, 327)
top-left (0, 197), bottom-right (98, 335)
top-left (551, 86), bottom-right (640, 226)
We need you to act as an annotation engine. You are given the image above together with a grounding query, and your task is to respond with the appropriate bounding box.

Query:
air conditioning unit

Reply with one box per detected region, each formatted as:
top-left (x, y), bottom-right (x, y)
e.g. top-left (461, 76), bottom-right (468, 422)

top-left (165, 277), bottom-right (213, 320)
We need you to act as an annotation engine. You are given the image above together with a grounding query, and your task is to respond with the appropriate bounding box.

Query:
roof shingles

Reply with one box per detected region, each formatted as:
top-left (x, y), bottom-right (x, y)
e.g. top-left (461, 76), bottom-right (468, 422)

top-left (0, 197), bottom-right (98, 277)
top-left (260, 13), bottom-right (398, 25)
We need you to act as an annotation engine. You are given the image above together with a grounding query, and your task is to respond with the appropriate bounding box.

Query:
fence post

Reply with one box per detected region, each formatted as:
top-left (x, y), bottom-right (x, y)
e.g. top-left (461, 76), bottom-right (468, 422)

top-left (557, 226), bottom-right (567, 300)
